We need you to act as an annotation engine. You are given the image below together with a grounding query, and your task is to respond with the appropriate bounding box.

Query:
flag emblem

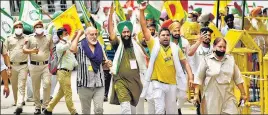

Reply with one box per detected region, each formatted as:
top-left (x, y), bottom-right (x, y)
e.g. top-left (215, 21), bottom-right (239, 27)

top-left (29, 10), bottom-right (40, 21)
top-left (1, 21), bottom-right (12, 34)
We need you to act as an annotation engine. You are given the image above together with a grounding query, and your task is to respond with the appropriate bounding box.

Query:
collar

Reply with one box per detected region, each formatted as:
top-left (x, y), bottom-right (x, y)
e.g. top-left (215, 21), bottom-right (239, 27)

top-left (209, 53), bottom-right (228, 61)
top-left (161, 45), bottom-right (170, 52)
top-left (13, 34), bottom-right (25, 39)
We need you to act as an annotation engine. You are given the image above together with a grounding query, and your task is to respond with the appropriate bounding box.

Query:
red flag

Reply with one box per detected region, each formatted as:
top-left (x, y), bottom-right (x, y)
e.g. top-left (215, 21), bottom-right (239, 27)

top-left (181, 0), bottom-right (188, 12)
top-left (124, 0), bottom-right (134, 9)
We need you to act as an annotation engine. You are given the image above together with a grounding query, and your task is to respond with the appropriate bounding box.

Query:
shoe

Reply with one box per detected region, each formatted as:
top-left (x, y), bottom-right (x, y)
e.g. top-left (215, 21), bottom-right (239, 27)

top-left (40, 99), bottom-right (43, 104)
top-left (103, 96), bottom-right (108, 102)
top-left (12, 103), bottom-right (16, 106)
top-left (14, 108), bottom-right (23, 115)
top-left (42, 108), bottom-right (46, 112)
top-left (43, 109), bottom-right (52, 115)
top-left (178, 108), bottom-right (182, 115)
top-left (75, 113), bottom-right (78, 115)
top-left (26, 98), bottom-right (34, 102)
top-left (50, 96), bottom-right (53, 100)
top-left (34, 109), bottom-right (41, 115)
top-left (22, 101), bottom-right (25, 106)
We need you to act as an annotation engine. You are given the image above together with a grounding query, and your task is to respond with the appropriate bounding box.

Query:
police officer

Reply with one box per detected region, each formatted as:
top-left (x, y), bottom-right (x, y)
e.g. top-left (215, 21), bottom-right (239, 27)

top-left (23, 20), bottom-right (53, 115)
top-left (3, 21), bottom-right (28, 114)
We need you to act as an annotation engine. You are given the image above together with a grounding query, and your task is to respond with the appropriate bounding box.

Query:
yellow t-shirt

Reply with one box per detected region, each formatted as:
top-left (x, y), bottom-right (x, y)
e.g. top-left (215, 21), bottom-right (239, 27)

top-left (146, 37), bottom-right (186, 84)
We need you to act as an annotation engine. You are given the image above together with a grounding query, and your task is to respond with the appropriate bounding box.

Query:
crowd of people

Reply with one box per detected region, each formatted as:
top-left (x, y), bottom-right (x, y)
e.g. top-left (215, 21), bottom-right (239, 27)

top-left (1, 1), bottom-right (268, 115)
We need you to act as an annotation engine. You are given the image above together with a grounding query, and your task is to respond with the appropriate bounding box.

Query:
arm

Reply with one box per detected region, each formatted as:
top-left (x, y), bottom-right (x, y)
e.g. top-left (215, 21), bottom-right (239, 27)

top-left (57, 40), bottom-right (71, 53)
top-left (70, 30), bottom-right (84, 53)
top-left (108, 2), bottom-right (116, 41)
top-left (180, 59), bottom-right (194, 88)
top-left (188, 31), bottom-right (207, 56)
top-left (139, 2), bottom-right (151, 41)
top-left (23, 38), bottom-right (38, 54)
top-left (233, 64), bottom-right (247, 100)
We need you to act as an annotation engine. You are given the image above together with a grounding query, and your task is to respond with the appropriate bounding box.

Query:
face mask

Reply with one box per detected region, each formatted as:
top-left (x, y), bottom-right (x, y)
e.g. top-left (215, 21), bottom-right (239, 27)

top-left (215, 50), bottom-right (225, 57)
top-left (187, 18), bottom-right (193, 22)
top-left (15, 28), bottom-right (23, 35)
top-left (35, 28), bottom-right (43, 35)
top-left (63, 36), bottom-right (69, 41)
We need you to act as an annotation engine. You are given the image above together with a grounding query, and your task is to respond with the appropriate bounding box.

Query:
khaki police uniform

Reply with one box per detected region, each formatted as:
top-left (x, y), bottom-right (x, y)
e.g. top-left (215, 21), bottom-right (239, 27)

top-left (24, 33), bottom-right (53, 109)
top-left (3, 34), bottom-right (29, 108)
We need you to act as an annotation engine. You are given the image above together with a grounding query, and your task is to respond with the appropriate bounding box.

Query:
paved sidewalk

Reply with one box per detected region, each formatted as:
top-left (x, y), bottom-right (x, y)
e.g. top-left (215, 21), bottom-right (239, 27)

top-left (1, 71), bottom-right (196, 114)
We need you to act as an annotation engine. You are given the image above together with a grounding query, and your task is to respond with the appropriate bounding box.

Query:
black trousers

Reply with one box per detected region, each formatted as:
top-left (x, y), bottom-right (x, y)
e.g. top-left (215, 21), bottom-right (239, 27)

top-left (104, 70), bottom-right (112, 97)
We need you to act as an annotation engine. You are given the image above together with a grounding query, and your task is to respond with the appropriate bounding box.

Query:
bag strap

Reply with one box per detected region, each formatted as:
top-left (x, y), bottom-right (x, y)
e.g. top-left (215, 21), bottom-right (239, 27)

top-left (59, 51), bottom-right (66, 68)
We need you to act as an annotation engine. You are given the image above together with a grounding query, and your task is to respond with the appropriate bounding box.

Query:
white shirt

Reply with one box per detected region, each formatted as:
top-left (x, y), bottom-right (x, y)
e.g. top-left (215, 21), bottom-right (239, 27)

top-left (221, 25), bottom-right (240, 36)
top-left (56, 40), bottom-right (78, 70)
top-left (0, 55), bottom-right (7, 72)
top-left (190, 45), bottom-right (212, 77)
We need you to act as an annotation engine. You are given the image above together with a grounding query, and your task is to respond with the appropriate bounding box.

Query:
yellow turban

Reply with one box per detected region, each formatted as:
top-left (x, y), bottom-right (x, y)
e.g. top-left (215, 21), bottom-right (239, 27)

top-left (168, 21), bottom-right (181, 31)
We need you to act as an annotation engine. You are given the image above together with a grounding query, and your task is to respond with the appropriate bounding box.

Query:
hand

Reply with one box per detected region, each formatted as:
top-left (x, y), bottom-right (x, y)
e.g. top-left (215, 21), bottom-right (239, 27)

top-left (3, 86), bottom-right (10, 98)
top-left (192, 94), bottom-right (200, 106)
top-left (32, 48), bottom-right (39, 54)
top-left (189, 79), bottom-right (194, 89)
top-left (198, 31), bottom-right (207, 42)
top-left (7, 69), bottom-right (11, 78)
top-left (139, 2), bottom-right (148, 11)
top-left (110, 2), bottom-right (114, 15)
top-left (240, 93), bottom-right (247, 102)
top-left (78, 30), bottom-right (84, 37)
top-left (105, 60), bottom-right (113, 68)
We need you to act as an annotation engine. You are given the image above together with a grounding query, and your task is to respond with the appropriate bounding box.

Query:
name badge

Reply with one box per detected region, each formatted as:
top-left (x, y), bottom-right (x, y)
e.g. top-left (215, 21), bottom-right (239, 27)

top-left (88, 66), bottom-right (93, 71)
top-left (130, 59), bottom-right (137, 69)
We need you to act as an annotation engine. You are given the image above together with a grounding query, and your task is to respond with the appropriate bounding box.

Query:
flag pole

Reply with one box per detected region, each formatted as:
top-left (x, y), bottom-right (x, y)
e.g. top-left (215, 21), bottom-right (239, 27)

top-left (216, 0), bottom-right (220, 28)
top-left (241, 0), bottom-right (246, 30)
top-left (40, 8), bottom-right (53, 20)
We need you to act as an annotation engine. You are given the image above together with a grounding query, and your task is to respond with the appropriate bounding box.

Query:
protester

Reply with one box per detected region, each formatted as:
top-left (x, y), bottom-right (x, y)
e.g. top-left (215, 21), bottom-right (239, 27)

top-left (193, 37), bottom-right (247, 114)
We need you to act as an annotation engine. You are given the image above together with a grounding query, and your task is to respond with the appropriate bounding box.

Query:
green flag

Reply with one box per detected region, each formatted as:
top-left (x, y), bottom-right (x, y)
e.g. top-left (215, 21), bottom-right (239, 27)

top-left (114, 0), bottom-right (126, 21)
top-left (145, 4), bottom-right (161, 24)
top-left (253, 2), bottom-right (256, 8)
top-left (78, 0), bottom-right (91, 27)
top-left (1, 8), bottom-right (14, 41)
top-left (19, 0), bottom-right (42, 33)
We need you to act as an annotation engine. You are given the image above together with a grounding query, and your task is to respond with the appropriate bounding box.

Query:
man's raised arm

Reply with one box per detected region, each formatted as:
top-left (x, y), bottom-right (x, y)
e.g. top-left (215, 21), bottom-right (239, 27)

top-left (139, 2), bottom-right (151, 41)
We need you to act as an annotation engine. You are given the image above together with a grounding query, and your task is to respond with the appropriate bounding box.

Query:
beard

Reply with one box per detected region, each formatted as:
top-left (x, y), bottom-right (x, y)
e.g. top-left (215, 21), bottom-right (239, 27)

top-left (227, 23), bottom-right (234, 29)
top-left (151, 32), bottom-right (155, 36)
top-left (121, 35), bottom-right (132, 48)
top-left (172, 34), bottom-right (180, 39)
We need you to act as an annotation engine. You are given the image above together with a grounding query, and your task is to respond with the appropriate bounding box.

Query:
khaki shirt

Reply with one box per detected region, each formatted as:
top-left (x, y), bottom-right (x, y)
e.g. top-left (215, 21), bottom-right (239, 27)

top-left (195, 53), bottom-right (244, 86)
top-left (3, 34), bottom-right (28, 62)
top-left (24, 34), bottom-right (53, 62)
top-left (194, 53), bottom-right (244, 114)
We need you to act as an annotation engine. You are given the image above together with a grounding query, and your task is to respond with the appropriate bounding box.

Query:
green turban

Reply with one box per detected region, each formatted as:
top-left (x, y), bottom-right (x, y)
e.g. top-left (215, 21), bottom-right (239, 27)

top-left (146, 13), bottom-right (154, 20)
top-left (117, 21), bottom-right (133, 35)
top-left (194, 8), bottom-right (202, 14)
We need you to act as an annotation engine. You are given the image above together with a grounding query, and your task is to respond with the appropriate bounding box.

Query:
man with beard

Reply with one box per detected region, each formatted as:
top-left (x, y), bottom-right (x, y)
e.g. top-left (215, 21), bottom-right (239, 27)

top-left (162, 20), bottom-right (193, 115)
top-left (188, 27), bottom-right (213, 114)
top-left (139, 2), bottom-right (193, 114)
top-left (221, 14), bottom-right (240, 36)
top-left (108, 3), bottom-right (146, 114)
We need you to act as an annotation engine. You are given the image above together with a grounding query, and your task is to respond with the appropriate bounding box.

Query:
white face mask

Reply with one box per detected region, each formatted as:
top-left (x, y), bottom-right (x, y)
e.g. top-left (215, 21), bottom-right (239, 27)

top-left (187, 18), bottom-right (193, 22)
top-left (63, 35), bottom-right (69, 41)
top-left (35, 28), bottom-right (43, 35)
top-left (15, 28), bottom-right (23, 35)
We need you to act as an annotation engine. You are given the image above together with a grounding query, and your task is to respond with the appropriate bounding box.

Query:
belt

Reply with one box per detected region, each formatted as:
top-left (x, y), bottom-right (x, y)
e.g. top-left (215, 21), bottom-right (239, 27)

top-left (152, 79), bottom-right (168, 84)
top-left (30, 61), bottom-right (48, 65)
top-left (10, 61), bottom-right (27, 65)
top-left (58, 68), bottom-right (71, 72)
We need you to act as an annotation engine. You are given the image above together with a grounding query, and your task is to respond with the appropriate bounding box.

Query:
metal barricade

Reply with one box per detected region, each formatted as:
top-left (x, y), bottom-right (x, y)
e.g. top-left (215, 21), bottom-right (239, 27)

top-left (263, 53), bottom-right (268, 114)
top-left (225, 29), bottom-right (264, 114)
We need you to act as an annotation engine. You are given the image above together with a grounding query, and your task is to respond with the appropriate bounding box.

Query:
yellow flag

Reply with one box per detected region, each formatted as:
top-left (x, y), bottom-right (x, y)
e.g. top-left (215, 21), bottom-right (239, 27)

top-left (208, 22), bottom-right (223, 42)
top-left (52, 5), bottom-right (83, 40)
top-left (212, 1), bottom-right (231, 17)
top-left (164, 1), bottom-right (185, 21)
top-left (114, 0), bottom-right (126, 21)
